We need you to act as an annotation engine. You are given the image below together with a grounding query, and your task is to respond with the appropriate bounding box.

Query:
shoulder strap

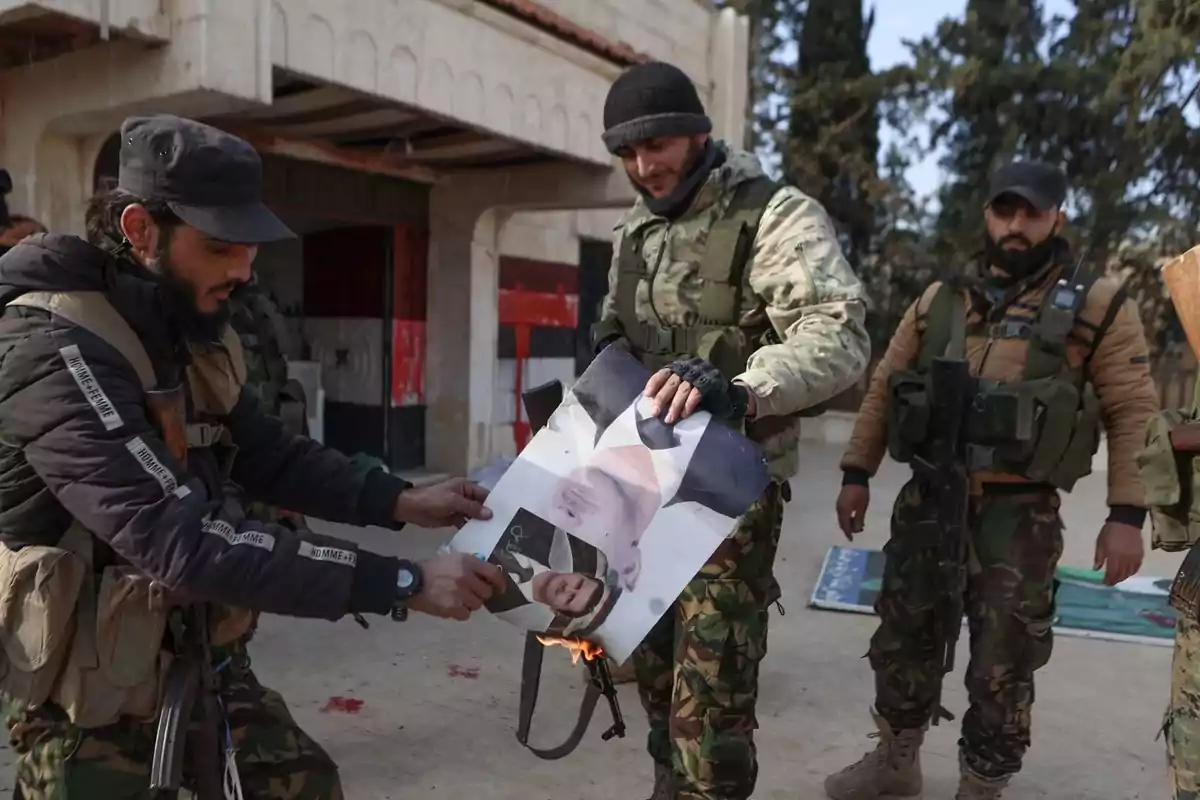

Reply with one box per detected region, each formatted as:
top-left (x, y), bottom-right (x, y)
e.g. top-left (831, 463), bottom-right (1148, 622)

top-left (1024, 262), bottom-right (1102, 381)
top-left (697, 176), bottom-right (781, 323)
top-left (1081, 277), bottom-right (1130, 371)
top-left (614, 227), bottom-right (644, 333)
top-left (7, 290), bottom-right (155, 390)
top-left (916, 283), bottom-right (960, 369)
top-left (516, 632), bottom-right (601, 760)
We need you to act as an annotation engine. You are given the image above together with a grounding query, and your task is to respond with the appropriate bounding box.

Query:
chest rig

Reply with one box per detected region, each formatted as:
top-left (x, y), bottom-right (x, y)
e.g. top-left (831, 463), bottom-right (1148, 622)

top-left (592, 176), bottom-right (782, 382)
top-left (885, 263), bottom-right (1122, 492)
top-left (0, 290), bottom-right (254, 733)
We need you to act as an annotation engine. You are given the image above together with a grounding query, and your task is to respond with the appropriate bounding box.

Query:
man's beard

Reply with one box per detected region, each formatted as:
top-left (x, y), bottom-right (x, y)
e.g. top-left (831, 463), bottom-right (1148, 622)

top-left (152, 243), bottom-right (233, 342)
top-left (627, 138), bottom-right (706, 195)
top-left (984, 231), bottom-right (1063, 281)
top-left (629, 138), bottom-right (720, 219)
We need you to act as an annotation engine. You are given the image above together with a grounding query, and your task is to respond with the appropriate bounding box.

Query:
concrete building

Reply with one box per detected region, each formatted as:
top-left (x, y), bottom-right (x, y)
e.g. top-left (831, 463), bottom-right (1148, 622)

top-left (0, 0), bottom-right (750, 476)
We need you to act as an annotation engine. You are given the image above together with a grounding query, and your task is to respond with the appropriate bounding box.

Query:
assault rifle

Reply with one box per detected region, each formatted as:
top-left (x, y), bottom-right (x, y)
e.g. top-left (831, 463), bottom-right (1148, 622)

top-left (909, 355), bottom-right (973, 727)
top-left (514, 379), bottom-right (627, 759)
top-left (149, 603), bottom-right (225, 799)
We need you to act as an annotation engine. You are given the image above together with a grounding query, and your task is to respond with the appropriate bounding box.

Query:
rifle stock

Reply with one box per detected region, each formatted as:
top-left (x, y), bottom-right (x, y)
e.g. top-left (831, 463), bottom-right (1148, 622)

top-left (910, 356), bottom-right (973, 726)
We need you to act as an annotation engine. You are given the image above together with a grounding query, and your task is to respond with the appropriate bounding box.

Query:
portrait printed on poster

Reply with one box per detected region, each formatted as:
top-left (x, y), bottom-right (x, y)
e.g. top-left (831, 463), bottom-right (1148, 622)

top-left (450, 346), bottom-right (770, 663)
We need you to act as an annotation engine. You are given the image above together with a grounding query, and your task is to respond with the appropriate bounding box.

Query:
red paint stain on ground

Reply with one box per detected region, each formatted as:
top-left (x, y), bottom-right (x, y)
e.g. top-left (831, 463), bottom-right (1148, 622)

top-left (448, 664), bottom-right (480, 679)
top-left (321, 696), bottom-right (365, 714)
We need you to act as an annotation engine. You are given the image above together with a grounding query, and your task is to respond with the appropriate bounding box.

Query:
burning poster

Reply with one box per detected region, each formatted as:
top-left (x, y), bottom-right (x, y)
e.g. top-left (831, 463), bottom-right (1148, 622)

top-left (450, 345), bottom-right (770, 664)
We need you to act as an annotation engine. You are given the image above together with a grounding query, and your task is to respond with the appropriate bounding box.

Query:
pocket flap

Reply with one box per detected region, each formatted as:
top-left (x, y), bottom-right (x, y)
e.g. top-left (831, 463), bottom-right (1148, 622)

top-left (0, 545), bottom-right (87, 672)
top-left (95, 567), bottom-right (169, 689)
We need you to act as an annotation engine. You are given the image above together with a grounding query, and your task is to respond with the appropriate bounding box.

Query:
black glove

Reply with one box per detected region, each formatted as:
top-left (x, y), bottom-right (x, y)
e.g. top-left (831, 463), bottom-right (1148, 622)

top-left (665, 357), bottom-right (750, 421)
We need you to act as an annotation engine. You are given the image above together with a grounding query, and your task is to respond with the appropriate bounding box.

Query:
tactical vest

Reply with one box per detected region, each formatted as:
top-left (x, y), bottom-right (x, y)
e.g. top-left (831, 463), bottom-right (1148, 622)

top-left (1139, 372), bottom-right (1200, 552)
top-left (234, 288), bottom-right (307, 437)
top-left (885, 265), bottom-right (1118, 492)
top-left (590, 177), bottom-right (827, 427)
top-left (0, 290), bottom-right (256, 728)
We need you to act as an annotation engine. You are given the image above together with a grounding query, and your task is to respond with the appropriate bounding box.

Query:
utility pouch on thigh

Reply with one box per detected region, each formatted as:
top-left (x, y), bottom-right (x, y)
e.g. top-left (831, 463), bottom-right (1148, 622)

top-left (0, 538), bottom-right (88, 710)
top-left (54, 565), bottom-right (172, 728)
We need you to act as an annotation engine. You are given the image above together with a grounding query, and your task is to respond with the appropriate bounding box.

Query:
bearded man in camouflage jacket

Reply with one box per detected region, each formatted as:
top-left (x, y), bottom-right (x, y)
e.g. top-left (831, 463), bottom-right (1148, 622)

top-left (589, 61), bottom-right (871, 800)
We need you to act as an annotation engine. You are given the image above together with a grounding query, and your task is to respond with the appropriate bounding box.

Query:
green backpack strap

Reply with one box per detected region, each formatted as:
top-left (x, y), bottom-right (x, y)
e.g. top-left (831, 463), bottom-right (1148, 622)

top-left (1023, 262), bottom-right (1103, 381)
top-left (613, 227), bottom-right (644, 334)
top-left (915, 282), bottom-right (961, 370)
top-left (696, 176), bottom-right (781, 323)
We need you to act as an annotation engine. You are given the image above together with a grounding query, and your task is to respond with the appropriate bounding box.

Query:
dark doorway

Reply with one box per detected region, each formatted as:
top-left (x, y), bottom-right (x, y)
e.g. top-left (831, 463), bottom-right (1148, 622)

top-left (301, 226), bottom-right (406, 466)
top-left (576, 237), bottom-right (612, 376)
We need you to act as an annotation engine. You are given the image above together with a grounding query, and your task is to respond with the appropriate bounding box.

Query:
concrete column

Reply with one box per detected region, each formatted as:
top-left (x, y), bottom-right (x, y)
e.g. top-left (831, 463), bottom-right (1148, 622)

top-left (424, 161), bottom-right (636, 475)
top-left (710, 7), bottom-right (751, 150)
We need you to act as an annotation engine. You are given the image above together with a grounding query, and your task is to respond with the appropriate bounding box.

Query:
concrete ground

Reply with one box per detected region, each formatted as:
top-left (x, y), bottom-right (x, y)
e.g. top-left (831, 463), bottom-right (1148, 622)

top-left (0, 443), bottom-right (1181, 798)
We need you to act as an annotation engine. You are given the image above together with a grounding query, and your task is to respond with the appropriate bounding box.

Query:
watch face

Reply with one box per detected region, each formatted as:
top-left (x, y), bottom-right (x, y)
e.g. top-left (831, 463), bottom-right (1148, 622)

top-left (397, 568), bottom-right (415, 590)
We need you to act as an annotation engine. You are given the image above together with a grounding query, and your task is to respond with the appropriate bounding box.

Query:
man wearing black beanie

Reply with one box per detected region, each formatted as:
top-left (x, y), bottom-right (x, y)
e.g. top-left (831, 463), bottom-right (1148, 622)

top-left (589, 61), bottom-right (871, 800)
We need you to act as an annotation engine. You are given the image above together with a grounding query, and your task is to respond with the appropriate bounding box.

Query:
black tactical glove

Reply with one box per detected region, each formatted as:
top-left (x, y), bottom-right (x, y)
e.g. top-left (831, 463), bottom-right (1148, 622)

top-left (665, 357), bottom-right (750, 421)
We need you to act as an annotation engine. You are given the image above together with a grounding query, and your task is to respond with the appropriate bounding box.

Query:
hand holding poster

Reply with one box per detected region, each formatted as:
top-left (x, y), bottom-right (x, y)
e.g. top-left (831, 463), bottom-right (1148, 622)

top-left (450, 345), bottom-right (770, 663)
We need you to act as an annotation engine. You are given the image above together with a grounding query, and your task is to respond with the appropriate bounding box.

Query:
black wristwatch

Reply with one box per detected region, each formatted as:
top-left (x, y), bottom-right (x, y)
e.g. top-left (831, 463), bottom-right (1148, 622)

top-left (392, 559), bottom-right (423, 621)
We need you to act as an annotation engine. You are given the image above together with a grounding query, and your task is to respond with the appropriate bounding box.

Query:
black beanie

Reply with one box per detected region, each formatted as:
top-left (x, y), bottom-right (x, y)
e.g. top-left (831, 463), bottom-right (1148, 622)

top-left (601, 62), bottom-right (712, 154)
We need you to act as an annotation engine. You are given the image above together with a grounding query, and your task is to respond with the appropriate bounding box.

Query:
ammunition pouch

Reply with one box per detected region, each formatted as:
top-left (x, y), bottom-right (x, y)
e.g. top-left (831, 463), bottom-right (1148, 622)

top-left (0, 534), bottom-right (89, 711)
top-left (885, 368), bottom-right (932, 464)
top-left (0, 525), bottom-right (172, 728)
top-left (0, 521), bottom-right (254, 727)
top-left (963, 376), bottom-right (1100, 490)
top-left (1140, 407), bottom-right (1200, 553)
top-left (886, 372), bottom-right (1101, 490)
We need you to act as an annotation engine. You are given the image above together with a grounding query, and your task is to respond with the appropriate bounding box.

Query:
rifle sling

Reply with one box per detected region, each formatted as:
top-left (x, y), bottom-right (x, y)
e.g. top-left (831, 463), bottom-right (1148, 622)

top-left (516, 631), bottom-right (601, 760)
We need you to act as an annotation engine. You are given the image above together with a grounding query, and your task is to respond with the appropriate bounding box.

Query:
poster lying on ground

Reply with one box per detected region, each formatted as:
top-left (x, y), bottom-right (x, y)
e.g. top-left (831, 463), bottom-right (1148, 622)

top-left (450, 346), bottom-right (770, 663)
top-left (810, 545), bottom-right (1178, 646)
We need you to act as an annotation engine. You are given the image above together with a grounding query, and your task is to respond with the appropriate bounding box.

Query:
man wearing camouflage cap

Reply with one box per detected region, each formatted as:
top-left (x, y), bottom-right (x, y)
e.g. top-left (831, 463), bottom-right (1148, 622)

top-left (590, 61), bottom-right (871, 800)
top-left (0, 114), bottom-right (504, 799)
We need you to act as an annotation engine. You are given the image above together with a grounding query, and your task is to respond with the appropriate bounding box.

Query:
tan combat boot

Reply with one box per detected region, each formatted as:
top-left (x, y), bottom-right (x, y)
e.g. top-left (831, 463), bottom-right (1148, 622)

top-left (823, 708), bottom-right (924, 800)
top-left (955, 765), bottom-right (1009, 799)
top-left (646, 762), bottom-right (675, 800)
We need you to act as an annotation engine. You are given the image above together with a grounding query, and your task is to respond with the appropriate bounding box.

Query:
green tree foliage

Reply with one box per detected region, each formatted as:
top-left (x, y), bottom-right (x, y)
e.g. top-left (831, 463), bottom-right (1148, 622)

top-left (722, 0), bottom-right (1200, 363)
top-left (896, 0), bottom-right (1200, 357)
top-left (784, 0), bottom-right (879, 267)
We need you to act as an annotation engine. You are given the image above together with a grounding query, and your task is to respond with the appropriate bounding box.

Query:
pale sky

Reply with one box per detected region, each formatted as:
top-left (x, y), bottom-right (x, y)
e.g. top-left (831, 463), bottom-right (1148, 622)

top-left (864, 0), bottom-right (1075, 200)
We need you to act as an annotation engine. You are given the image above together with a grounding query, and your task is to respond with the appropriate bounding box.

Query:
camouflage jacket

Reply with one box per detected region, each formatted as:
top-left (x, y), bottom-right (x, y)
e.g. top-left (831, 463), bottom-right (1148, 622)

top-left (230, 280), bottom-right (291, 417)
top-left (599, 141), bottom-right (871, 479)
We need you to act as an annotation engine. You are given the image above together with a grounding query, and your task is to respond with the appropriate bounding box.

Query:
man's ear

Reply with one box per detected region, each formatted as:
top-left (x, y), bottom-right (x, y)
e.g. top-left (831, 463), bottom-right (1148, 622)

top-left (119, 203), bottom-right (156, 258)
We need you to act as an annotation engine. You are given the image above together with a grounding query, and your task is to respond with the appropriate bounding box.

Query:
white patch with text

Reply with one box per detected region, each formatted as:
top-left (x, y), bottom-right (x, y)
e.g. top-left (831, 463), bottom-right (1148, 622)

top-left (298, 541), bottom-right (357, 568)
top-left (202, 518), bottom-right (275, 552)
top-left (125, 437), bottom-right (181, 496)
top-left (60, 345), bottom-right (122, 431)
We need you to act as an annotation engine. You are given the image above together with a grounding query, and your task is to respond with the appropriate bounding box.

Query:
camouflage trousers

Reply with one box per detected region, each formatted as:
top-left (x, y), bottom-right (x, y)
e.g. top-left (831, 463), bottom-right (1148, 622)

top-left (632, 481), bottom-right (785, 800)
top-left (2, 637), bottom-right (341, 799)
top-left (1166, 614), bottom-right (1200, 799)
top-left (869, 478), bottom-right (1063, 781)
